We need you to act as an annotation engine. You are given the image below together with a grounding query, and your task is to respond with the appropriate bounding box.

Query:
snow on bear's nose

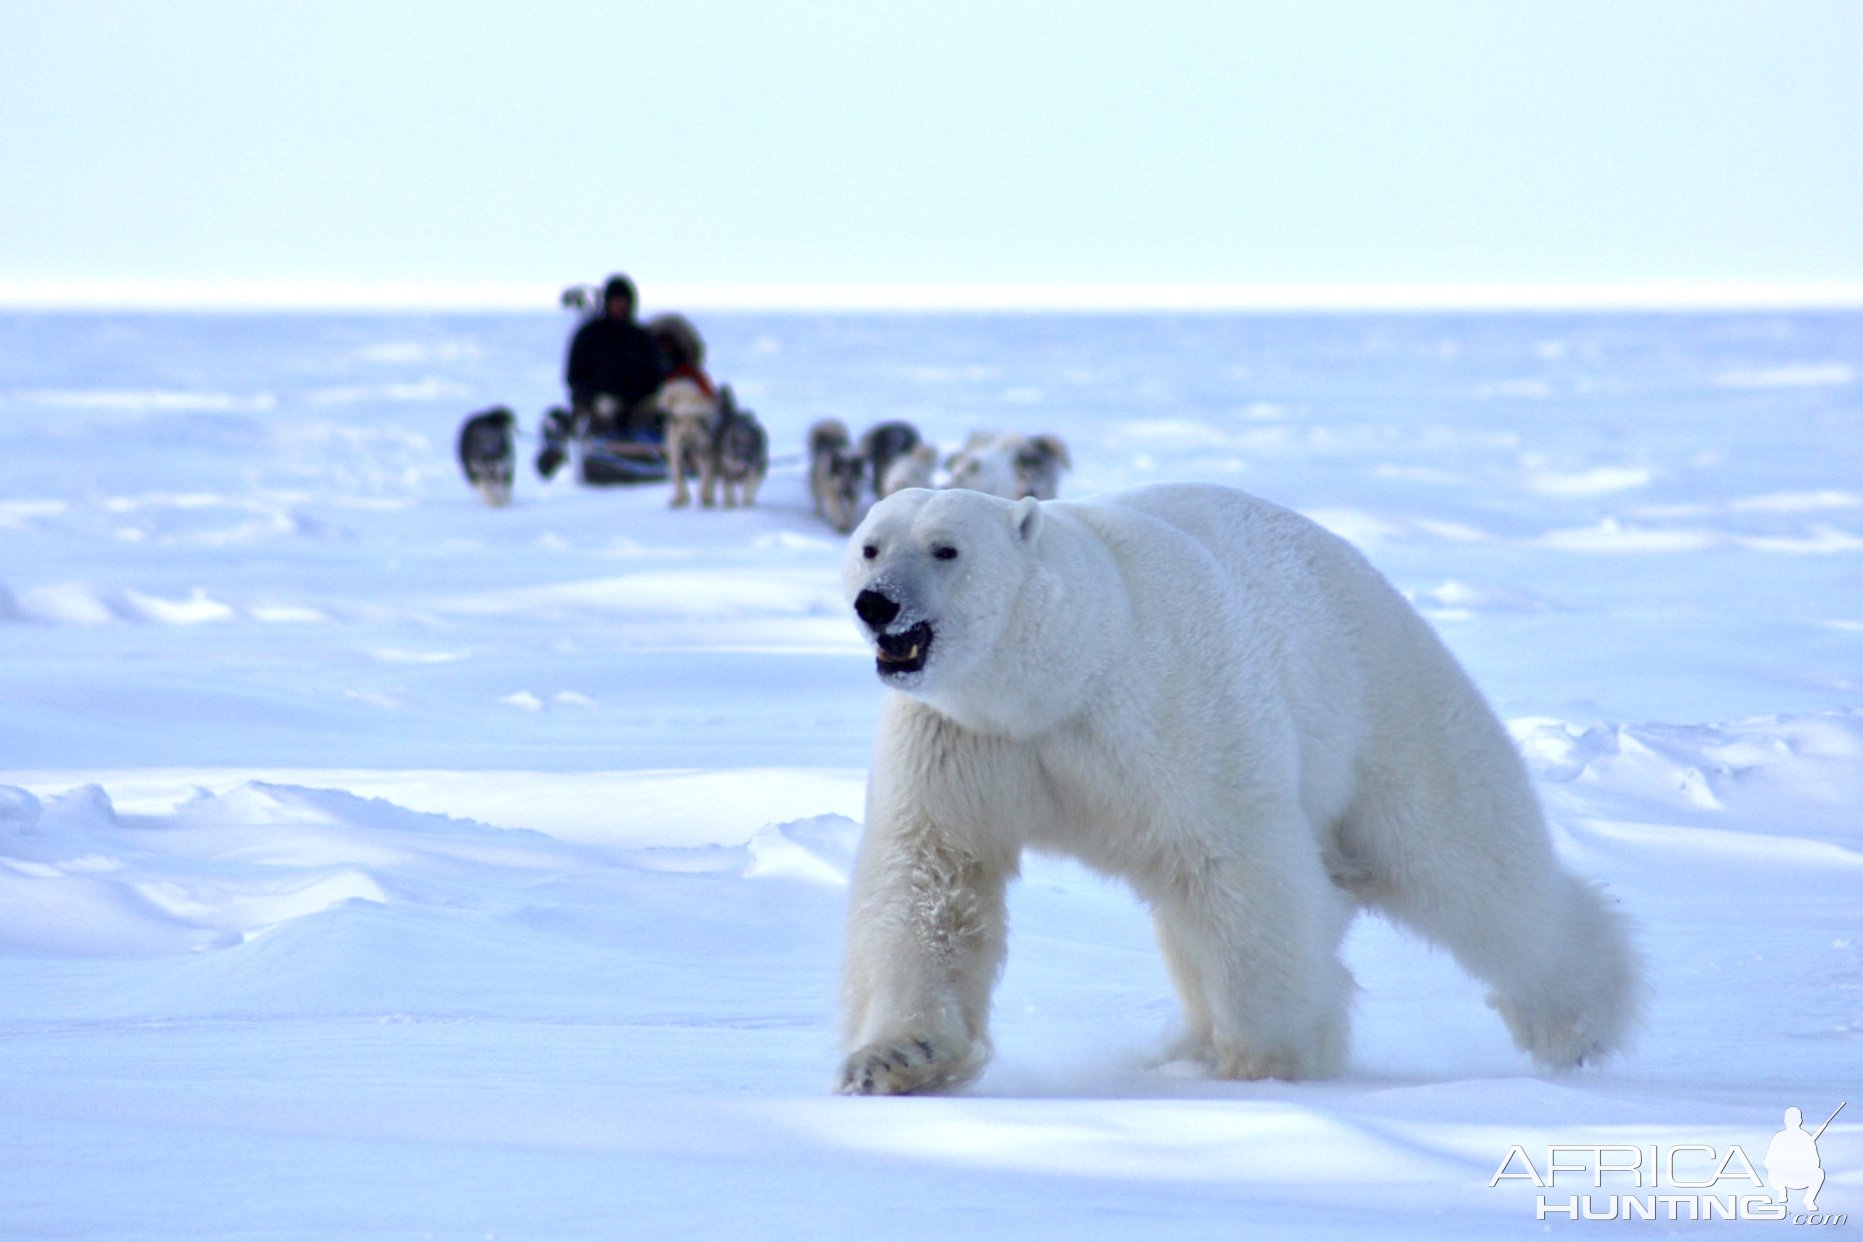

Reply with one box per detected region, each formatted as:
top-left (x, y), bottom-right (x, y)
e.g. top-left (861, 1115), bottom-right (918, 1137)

top-left (855, 589), bottom-right (901, 632)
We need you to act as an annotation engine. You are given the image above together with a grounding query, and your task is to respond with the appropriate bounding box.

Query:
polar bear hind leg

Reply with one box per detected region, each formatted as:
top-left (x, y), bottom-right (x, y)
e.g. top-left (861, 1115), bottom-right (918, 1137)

top-left (1337, 759), bottom-right (1641, 1068)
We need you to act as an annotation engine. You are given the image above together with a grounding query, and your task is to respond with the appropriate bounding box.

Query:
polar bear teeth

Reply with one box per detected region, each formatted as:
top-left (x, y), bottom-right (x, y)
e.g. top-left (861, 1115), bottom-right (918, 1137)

top-left (875, 622), bottom-right (933, 674)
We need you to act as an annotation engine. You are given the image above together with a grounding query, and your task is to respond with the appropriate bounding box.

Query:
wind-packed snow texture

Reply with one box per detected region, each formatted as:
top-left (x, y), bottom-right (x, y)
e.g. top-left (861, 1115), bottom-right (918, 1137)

top-left (1, 309), bottom-right (1858, 1237)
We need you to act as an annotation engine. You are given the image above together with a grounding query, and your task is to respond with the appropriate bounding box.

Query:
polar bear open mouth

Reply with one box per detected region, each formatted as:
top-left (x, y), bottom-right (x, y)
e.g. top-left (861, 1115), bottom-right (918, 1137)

top-left (874, 622), bottom-right (934, 677)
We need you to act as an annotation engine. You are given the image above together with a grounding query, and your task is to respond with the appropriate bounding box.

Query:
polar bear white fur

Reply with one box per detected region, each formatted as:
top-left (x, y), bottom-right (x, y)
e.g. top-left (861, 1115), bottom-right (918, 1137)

top-left (836, 483), bottom-right (1640, 1095)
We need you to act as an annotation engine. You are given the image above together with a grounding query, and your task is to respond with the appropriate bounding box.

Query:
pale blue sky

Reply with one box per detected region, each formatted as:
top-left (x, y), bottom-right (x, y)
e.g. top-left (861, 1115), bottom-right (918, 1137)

top-left (3, 0), bottom-right (1860, 306)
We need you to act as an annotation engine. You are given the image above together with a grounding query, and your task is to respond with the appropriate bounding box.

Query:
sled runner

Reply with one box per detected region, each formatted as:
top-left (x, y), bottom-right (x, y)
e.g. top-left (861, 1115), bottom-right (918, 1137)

top-left (533, 402), bottom-right (674, 485)
top-left (579, 427), bottom-right (672, 485)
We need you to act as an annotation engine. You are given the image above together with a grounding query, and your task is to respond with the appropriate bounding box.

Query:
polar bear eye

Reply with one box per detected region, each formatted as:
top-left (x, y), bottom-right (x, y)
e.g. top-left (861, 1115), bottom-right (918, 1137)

top-left (932, 545), bottom-right (959, 561)
top-left (862, 544), bottom-right (879, 560)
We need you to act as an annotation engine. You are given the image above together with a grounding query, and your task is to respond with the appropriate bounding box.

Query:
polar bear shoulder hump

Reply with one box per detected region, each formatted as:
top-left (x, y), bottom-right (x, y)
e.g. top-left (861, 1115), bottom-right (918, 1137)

top-left (1054, 483), bottom-right (1369, 578)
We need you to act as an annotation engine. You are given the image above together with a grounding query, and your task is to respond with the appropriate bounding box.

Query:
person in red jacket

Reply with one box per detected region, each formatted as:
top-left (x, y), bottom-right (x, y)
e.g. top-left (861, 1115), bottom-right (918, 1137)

top-left (647, 311), bottom-right (713, 398)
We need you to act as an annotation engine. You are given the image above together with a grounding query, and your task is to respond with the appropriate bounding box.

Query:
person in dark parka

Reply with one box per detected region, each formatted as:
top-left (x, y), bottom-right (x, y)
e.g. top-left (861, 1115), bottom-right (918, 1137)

top-left (564, 274), bottom-right (667, 437)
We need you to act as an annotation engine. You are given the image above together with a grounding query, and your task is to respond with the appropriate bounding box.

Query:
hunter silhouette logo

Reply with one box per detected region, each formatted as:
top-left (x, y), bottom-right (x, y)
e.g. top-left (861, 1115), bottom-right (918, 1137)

top-left (1766, 1103), bottom-right (1843, 1215)
top-left (1490, 1101), bottom-right (1848, 1224)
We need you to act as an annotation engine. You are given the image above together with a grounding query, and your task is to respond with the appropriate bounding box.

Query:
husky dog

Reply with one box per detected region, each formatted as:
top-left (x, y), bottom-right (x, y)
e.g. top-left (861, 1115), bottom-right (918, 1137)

top-left (1013, 433), bottom-right (1071, 500)
top-left (810, 419), bottom-right (866, 532)
top-left (944, 431), bottom-right (1021, 498)
top-left (858, 421), bottom-right (923, 498)
top-left (457, 406), bottom-right (518, 505)
top-left (946, 431), bottom-right (1071, 500)
top-left (535, 405), bottom-right (574, 479)
top-left (657, 377), bottom-right (722, 508)
top-left (879, 442), bottom-right (938, 497)
top-left (712, 388), bottom-right (768, 508)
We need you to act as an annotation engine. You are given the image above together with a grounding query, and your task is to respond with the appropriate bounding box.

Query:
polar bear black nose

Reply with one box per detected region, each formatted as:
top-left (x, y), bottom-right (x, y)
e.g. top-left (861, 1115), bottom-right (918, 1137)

top-left (855, 589), bottom-right (901, 631)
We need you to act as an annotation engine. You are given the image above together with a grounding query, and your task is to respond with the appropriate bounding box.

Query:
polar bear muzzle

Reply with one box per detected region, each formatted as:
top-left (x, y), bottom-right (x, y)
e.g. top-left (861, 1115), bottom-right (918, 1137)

top-left (873, 621), bottom-right (934, 677)
top-left (854, 588), bottom-right (934, 679)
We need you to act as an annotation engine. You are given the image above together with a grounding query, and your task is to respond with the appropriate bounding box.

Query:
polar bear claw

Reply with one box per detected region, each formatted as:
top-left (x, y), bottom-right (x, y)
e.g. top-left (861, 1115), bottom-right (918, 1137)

top-left (837, 1034), bottom-right (981, 1096)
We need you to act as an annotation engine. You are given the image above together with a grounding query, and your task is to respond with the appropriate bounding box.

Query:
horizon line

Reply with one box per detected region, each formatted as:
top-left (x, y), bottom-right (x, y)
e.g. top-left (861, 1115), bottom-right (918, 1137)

top-left (3, 278), bottom-right (1863, 313)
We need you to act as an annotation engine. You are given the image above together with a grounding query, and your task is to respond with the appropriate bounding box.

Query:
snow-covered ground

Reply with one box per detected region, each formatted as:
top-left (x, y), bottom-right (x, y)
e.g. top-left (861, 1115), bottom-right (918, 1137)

top-left (1, 307), bottom-right (1857, 1237)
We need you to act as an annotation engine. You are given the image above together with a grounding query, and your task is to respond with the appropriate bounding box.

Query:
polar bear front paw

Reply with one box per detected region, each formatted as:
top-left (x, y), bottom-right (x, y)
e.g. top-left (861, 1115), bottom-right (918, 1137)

top-left (836, 1035), bottom-right (979, 1096)
top-left (1208, 1017), bottom-right (1348, 1081)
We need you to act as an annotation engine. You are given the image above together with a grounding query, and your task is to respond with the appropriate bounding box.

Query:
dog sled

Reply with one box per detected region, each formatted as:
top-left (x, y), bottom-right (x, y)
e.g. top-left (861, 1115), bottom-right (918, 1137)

top-left (535, 286), bottom-right (770, 498)
top-left (538, 287), bottom-right (710, 486)
top-left (535, 388), bottom-right (765, 490)
top-left (536, 401), bottom-right (671, 486)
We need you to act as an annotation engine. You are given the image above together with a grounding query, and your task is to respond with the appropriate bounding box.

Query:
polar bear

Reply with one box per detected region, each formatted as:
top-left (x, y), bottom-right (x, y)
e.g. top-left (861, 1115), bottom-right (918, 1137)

top-left (836, 483), bottom-right (1639, 1095)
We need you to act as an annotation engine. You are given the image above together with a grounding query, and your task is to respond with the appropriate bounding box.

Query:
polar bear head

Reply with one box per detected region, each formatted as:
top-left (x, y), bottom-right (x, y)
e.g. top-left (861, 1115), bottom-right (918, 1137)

top-left (844, 487), bottom-right (1049, 718)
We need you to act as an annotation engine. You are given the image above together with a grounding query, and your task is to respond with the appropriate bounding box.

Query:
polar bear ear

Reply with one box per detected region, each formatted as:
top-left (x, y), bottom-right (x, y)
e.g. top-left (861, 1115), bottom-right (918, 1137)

top-left (1011, 495), bottom-right (1043, 543)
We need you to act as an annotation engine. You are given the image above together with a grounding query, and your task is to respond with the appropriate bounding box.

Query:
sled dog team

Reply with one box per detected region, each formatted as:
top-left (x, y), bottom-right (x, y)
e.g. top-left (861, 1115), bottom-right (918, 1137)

top-left (457, 389), bottom-right (768, 511)
top-left (456, 306), bottom-right (768, 509)
top-left (808, 419), bottom-right (1072, 533)
top-left (457, 279), bottom-right (1073, 513)
top-left (460, 401), bottom-right (1072, 523)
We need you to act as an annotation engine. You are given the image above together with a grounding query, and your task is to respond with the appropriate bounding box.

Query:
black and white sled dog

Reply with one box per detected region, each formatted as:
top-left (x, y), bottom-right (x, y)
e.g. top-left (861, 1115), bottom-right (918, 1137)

top-left (535, 405), bottom-right (574, 480)
top-left (809, 419), bottom-right (867, 533)
top-left (945, 431), bottom-right (1071, 500)
top-left (857, 421), bottom-right (923, 499)
top-left (712, 387), bottom-right (767, 508)
top-left (457, 406), bottom-right (518, 505)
